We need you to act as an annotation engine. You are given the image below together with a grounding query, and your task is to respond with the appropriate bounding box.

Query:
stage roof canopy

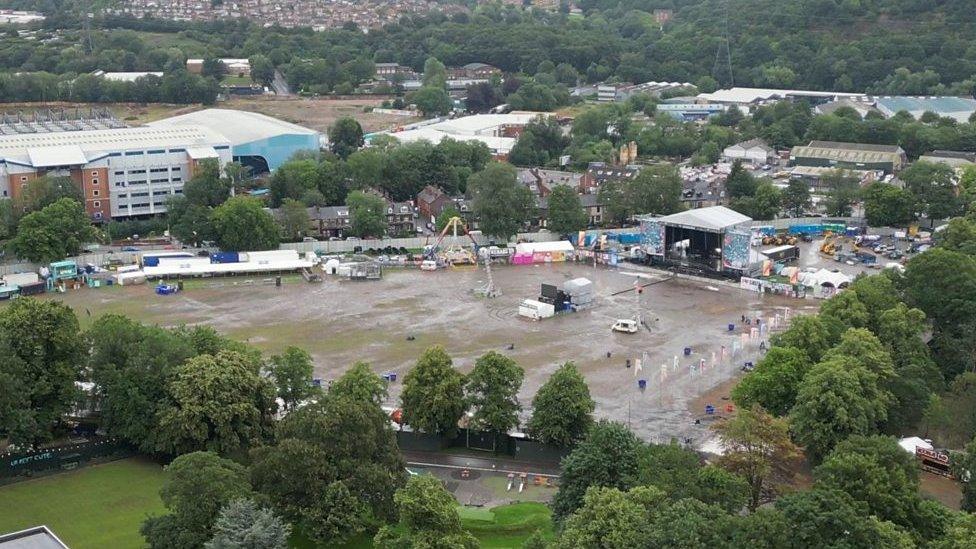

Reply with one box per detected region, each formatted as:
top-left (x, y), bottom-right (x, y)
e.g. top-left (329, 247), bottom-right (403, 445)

top-left (657, 206), bottom-right (752, 232)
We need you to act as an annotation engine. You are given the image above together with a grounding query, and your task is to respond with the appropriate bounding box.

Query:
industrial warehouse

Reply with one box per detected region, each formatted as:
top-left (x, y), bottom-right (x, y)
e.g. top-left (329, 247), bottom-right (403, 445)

top-left (0, 108), bottom-right (321, 221)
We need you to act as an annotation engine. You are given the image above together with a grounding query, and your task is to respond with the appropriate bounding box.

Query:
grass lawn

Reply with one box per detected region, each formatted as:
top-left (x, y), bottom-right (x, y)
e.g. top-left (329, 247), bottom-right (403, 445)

top-left (316, 502), bottom-right (553, 548)
top-left (0, 458), bottom-right (165, 549)
top-left (462, 503), bottom-right (553, 548)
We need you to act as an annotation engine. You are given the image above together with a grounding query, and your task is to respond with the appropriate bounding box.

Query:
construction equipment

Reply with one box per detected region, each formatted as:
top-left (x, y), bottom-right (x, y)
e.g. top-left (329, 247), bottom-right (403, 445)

top-left (424, 216), bottom-right (478, 265)
top-left (820, 235), bottom-right (838, 256)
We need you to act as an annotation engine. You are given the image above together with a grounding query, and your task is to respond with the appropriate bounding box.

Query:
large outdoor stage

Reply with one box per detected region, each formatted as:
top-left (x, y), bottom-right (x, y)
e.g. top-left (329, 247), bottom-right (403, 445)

top-left (638, 206), bottom-right (757, 279)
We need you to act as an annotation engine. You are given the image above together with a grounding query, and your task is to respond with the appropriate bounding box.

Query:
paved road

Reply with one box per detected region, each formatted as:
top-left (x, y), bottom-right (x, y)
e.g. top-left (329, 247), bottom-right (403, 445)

top-left (402, 450), bottom-right (561, 477)
top-left (271, 70), bottom-right (291, 96)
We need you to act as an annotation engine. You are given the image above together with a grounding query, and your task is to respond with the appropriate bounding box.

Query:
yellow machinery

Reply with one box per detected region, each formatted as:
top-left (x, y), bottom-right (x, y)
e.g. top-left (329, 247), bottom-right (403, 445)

top-left (820, 235), bottom-right (837, 256)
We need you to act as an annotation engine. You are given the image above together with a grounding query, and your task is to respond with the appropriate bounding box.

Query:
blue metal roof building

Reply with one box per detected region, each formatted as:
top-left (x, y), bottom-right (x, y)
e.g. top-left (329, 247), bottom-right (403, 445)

top-left (875, 96), bottom-right (976, 122)
top-left (148, 109), bottom-right (322, 173)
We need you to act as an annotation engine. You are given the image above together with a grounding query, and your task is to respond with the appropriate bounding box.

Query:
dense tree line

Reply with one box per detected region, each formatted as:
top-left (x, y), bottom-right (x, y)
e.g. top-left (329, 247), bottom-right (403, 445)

top-left (0, 70), bottom-right (220, 105)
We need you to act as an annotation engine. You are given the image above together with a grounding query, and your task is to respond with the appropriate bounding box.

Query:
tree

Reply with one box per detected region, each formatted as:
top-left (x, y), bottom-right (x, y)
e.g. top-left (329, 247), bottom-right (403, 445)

top-left (714, 405), bottom-right (799, 511)
top-left (819, 291), bottom-right (871, 333)
top-left (629, 164), bottom-right (684, 215)
top-left (278, 198), bottom-right (309, 241)
top-left (546, 186), bottom-right (587, 234)
top-left (328, 117), bottom-right (364, 160)
top-left (528, 362), bottom-right (594, 447)
top-left (435, 206), bottom-right (461, 232)
top-left (466, 351), bottom-right (523, 440)
top-left (726, 161), bottom-right (758, 199)
top-left (10, 198), bottom-right (98, 263)
top-left (465, 82), bottom-right (501, 113)
top-left (268, 346), bottom-right (318, 411)
top-left (775, 489), bottom-right (914, 549)
top-left (507, 81), bottom-right (562, 111)
top-left (903, 248), bottom-right (976, 331)
top-left (508, 117), bottom-right (569, 167)
top-left (14, 175), bottom-right (83, 214)
top-left (551, 421), bottom-right (644, 522)
top-left (249, 54), bottom-right (275, 87)
top-left (931, 513), bottom-right (976, 549)
top-left (142, 452), bottom-right (253, 549)
top-left (597, 179), bottom-right (632, 226)
top-left (781, 179), bottom-right (811, 216)
top-left (156, 350), bottom-right (276, 456)
top-left (422, 56), bottom-right (447, 88)
top-left (206, 499), bottom-right (290, 549)
top-left (553, 486), bottom-right (662, 549)
top-left (771, 314), bottom-right (833, 362)
top-left (468, 162), bottom-right (535, 240)
top-left (167, 197), bottom-right (216, 247)
top-left (751, 181), bottom-right (783, 220)
top-left (0, 338), bottom-right (30, 448)
top-left (345, 190), bottom-right (387, 238)
top-left (88, 315), bottom-right (197, 453)
top-left (329, 361), bottom-right (387, 405)
top-left (268, 159), bottom-right (318, 207)
top-left (732, 347), bottom-right (810, 416)
top-left (346, 149), bottom-right (388, 191)
top-left (863, 182), bottom-right (914, 227)
top-left (411, 85), bottom-right (453, 116)
top-left (901, 161), bottom-right (962, 222)
top-left (201, 58), bottom-right (227, 80)
top-left (0, 298), bottom-right (84, 447)
top-left (822, 328), bottom-right (895, 383)
top-left (790, 357), bottom-right (889, 462)
top-left (374, 475), bottom-right (478, 549)
top-left (183, 159), bottom-right (231, 207)
top-left (250, 396), bottom-right (405, 544)
top-left (400, 346), bottom-right (466, 437)
top-left (936, 217), bottom-right (976, 256)
top-left (814, 435), bottom-right (921, 530)
top-left (954, 437), bottom-right (976, 512)
top-left (210, 197), bottom-right (280, 251)
top-left (821, 170), bottom-right (861, 217)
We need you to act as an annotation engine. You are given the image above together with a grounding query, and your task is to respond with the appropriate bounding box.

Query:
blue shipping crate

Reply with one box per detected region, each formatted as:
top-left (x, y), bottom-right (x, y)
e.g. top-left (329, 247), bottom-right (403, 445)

top-left (211, 252), bottom-right (240, 264)
top-left (143, 256), bottom-right (160, 267)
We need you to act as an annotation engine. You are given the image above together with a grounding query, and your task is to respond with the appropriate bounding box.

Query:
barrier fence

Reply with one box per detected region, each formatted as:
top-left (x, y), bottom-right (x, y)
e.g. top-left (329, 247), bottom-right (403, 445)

top-left (0, 437), bottom-right (136, 484)
top-left (396, 429), bottom-right (571, 465)
top-left (0, 219), bottom-right (863, 277)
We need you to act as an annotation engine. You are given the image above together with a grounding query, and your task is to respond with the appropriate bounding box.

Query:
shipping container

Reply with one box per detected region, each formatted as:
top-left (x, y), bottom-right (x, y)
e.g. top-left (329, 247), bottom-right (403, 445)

top-left (210, 251), bottom-right (240, 264)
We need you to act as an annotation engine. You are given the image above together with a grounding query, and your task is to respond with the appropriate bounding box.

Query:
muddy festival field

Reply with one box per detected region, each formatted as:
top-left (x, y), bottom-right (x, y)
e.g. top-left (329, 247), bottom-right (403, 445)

top-left (30, 263), bottom-right (811, 446)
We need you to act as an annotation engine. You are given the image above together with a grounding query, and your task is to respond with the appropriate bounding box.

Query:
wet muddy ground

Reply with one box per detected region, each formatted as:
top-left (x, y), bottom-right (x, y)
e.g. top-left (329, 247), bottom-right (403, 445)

top-left (38, 263), bottom-right (813, 446)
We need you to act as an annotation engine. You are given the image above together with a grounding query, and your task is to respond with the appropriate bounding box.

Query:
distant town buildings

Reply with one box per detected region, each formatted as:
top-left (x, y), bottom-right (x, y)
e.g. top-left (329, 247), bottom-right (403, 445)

top-left (113, 0), bottom-right (465, 30)
top-left (0, 10), bottom-right (44, 25)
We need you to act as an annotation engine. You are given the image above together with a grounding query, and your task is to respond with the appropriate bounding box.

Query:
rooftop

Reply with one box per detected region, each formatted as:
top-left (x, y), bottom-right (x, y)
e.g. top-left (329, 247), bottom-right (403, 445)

top-left (0, 526), bottom-right (69, 549)
top-left (0, 125), bottom-right (229, 166)
top-left (875, 96), bottom-right (976, 122)
top-left (697, 87), bottom-right (865, 104)
top-left (806, 141), bottom-right (903, 154)
top-left (147, 108), bottom-right (318, 145)
top-left (657, 205), bottom-right (752, 232)
top-left (730, 138), bottom-right (775, 152)
top-left (429, 112), bottom-right (547, 135)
